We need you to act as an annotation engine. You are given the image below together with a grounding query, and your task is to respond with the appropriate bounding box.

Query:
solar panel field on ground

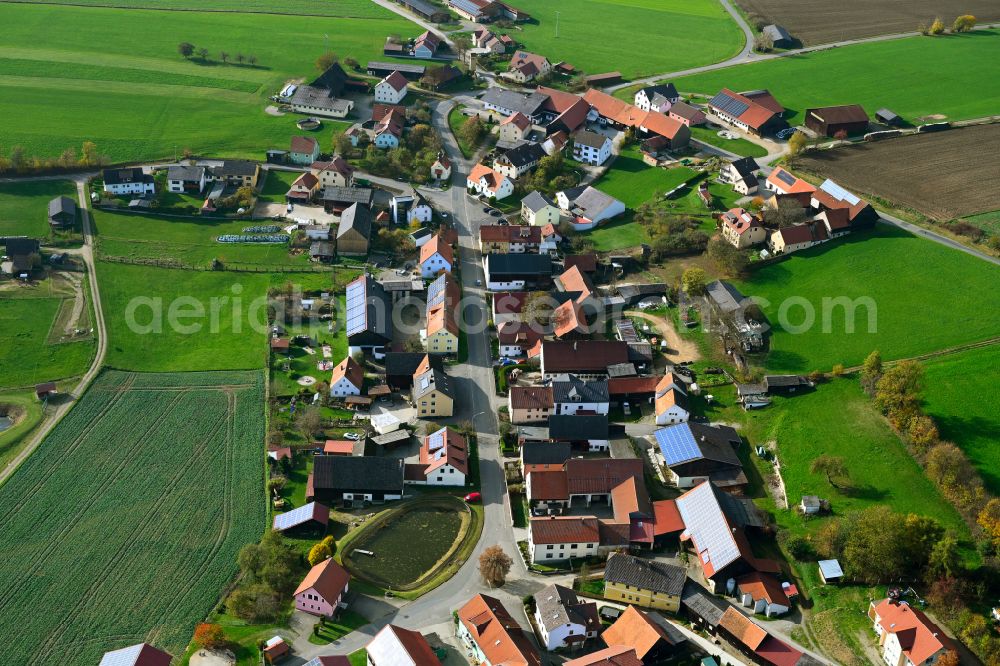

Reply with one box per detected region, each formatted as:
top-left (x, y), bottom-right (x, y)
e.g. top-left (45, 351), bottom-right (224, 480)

top-left (0, 370), bottom-right (266, 664)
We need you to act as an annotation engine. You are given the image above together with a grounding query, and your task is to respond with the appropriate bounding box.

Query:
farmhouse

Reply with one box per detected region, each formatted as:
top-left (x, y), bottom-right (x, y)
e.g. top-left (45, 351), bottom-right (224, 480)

top-left (572, 130), bottom-right (613, 166)
top-left (634, 83), bottom-right (680, 113)
top-left (367, 624), bottom-right (440, 664)
top-left (102, 167), bottom-right (155, 196)
top-left (294, 558), bottom-right (350, 617)
top-left (708, 89), bottom-right (786, 136)
top-left (669, 101), bottom-right (707, 127)
top-left (3, 238), bottom-right (40, 275)
top-left (499, 111), bottom-right (532, 143)
top-left (375, 71), bottom-right (409, 104)
top-left (479, 224), bottom-right (541, 254)
top-left (539, 340), bottom-right (629, 377)
top-left (345, 274), bottom-right (392, 352)
top-left (330, 356), bottom-right (365, 397)
top-left (811, 179), bottom-right (879, 228)
top-left (533, 584), bottom-right (601, 650)
top-left (508, 386), bottom-right (554, 424)
top-left (869, 599), bottom-right (953, 666)
top-left (768, 222), bottom-right (830, 255)
top-left (654, 422), bottom-right (747, 490)
top-left (483, 253), bottom-right (553, 291)
top-left (406, 427), bottom-right (468, 486)
top-left (98, 644), bottom-right (172, 666)
top-left (47, 195), bottom-right (77, 228)
top-left (419, 233), bottom-right (454, 278)
top-left (556, 185), bottom-right (626, 231)
top-left (480, 87), bottom-right (549, 119)
top-left (367, 61), bottom-right (426, 80)
top-left (467, 163), bottom-right (514, 200)
top-left (288, 84), bottom-right (354, 118)
top-left (166, 165), bottom-right (206, 194)
top-left (528, 516), bottom-right (602, 562)
top-left (565, 647), bottom-right (642, 666)
top-left (309, 456), bottom-right (405, 504)
top-left (493, 142), bottom-right (547, 179)
top-left (210, 160), bottom-right (261, 188)
top-left (603, 553), bottom-right (686, 613)
top-left (505, 51), bottom-right (551, 84)
top-left (720, 157), bottom-right (759, 195)
top-left (601, 605), bottom-right (686, 661)
top-left (805, 104), bottom-right (870, 137)
top-left (336, 203), bottom-right (372, 256)
top-left (720, 207), bottom-right (766, 248)
top-left (412, 366), bottom-right (455, 418)
top-left (457, 594), bottom-right (541, 666)
top-left (286, 172), bottom-right (320, 203)
top-left (413, 30), bottom-right (443, 59)
top-left (521, 191), bottom-right (561, 227)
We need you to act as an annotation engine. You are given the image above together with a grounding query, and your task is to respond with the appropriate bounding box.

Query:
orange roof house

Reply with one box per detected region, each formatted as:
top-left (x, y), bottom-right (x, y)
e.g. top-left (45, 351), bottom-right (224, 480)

top-left (457, 594), bottom-right (541, 666)
top-left (869, 599), bottom-right (954, 666)
top-left (601, 605), bottom-right (679, 660)
top-left (565, 645), bottom-right (641, 666)
top-left (718, 607), bottom-right (768, 651)
top-left (552, 299), bottom-right (587, 338)
top-left (294, 559), bottom-right (350, 617)
top-left (330, 356), bottom-right (365, 394)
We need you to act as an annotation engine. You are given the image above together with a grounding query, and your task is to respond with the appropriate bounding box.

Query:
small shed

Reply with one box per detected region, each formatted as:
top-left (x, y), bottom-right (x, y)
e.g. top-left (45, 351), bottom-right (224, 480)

top-left (875, 108), bottom-right (902, 127)
top-left (270, 337), bottom-right (291, 351)
top-left (35, 382), bottom-right (57, 400)
top-left (762, 24), bottom-right (794, 49)
top-left (800, 495), bottom-right (822, 514)
top-left (818, 559), bottom-right (844, 584)
top-left (263, 636), bottom-right (290, 664)
top-left (272, 502), bottom-right (330, 533)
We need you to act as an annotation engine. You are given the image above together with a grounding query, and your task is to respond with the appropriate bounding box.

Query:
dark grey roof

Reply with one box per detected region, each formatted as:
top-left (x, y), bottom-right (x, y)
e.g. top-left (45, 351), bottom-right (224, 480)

top-left (762, 24), bottom-right (792, 42)
top-left (573, 130), bottom-right (609, 150)
top-left (616, 283), bottom-right (667, 301)
top-left (412, 367), bottom-right (454, 400)
top-left (521, 441), bottom-right (572, 466)
top-left (370, 429), bottom-right (412, 446)
top-left (311, 62), bottom-right (350, 95)
top-left (534, 584), bottom-right (600, 634)
top-left (48, 195), bottom-right (76, 218)
top-left (497, 142), bottom-right (546, 168)
top-left (764, 375), bottom-right (812, 389)
top-left (485, 253), bottom-right (553, 277)
top-left (521, 190), bottom-right (554, 213)
top-left (289, 84), bottom-right (352, 113)
top-left (705, 280), bottom-right (746, 315)
top-left (102, 167), bottom-right (151, 186)
top-left (216, 160), bottom-right (259, 178)
top-left (312, 456), bottom-right (405, 494)
top-left (322, 186), bottom-right (374, 205)
top-left (875, 108), bottom-right (900, 121)
top-left (480, 88), bottom-right (548, 117)
top-left (5, 237), bottom-right (40, 257)
top-left (338, 203), bottom-right (372, 240)
top-left (384, 352), bottom-right (441, 376)
top-left (310, 241), bottom-right (335, 257)
top-left (550, 374), bottom-right (610, 404)
top-left (728, 156), bottom-right (758, 182)
top-left (167, 165), bottom-right (204, 182)
top-left (400, 0), bottom-right (443, 16)
top-left (367, 61), bottom-right (426, 75)
top-left (639, 83), bottom-right (679, 101)
top-left (606, 362), bottom-right (636, 378)
top-left (681, 579), bottom-right (730, 625)
top-left (547, 414), bottom-right (608, 441)
top-left (626, 342), bottom-right (653, 363)
top-left (346, 275), bottom-right (392, 344)
top-left (604, 553), bottom-right (686, 596)
top-left (684, 422), bottom-right (743, 466)
top-left (715, 484), bottom-right (765, 528)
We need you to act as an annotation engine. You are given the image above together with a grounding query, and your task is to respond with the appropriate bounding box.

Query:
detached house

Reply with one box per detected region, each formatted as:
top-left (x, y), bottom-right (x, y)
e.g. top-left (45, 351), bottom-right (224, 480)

top-left (311, 156), bottom-right (355, 188)
top-left (375, 71), bottom-right (409, 104)
top-left (290, 135), bottom-right (321, 165)
top-left (430, 152), bottom-right (451, 181)
top-left (720, 207), bottom-right (766, 248)
top-left (601, 605), bottom-right (686, 661)
top-left (505, 50), bottom-right (550, 83)
top-left (457, 594), bottom-right (541, 666)
top-left (634, 83), bottom-right (680, 113)
top-left (407, 427), bottom-right (468, 486)
top-left (572, 130), bottom-right (612, 165)
top-left (166, 165), bottom-right (206, 194)
top-left (499, 111), bottom-right (532, 143)
top-left (869, 598), bottom-right (954, 666)
top-left (419, 232), bottom-right (454, 277)
top-left (330, 356), bottom-right (365, 397)
top-left (102, 167), bottom-right (155, 196)
top-left (521, 191), bottom-right (561, 227)
top-left (655, 373), bottom-right (689, 425)
top-left (467, 163), bottom-right (514, 200)
top-left (391, 193), bottom-right (433, 225)
top-left (533, 584), bottom-right (601, 650)
top-left (493, 142), bottom-right (546, 179)
top-left (603, 553), bottom-right (686, 614)
top-left (366, 625), bottom-right (439, 666)
top-left (720, 157), bottom-right (759, 195)
top-left (294, 558), bottom-right (350, 617)
top-left (508, 386), bottom-right (553, 424)
top-left (286, 172), bottom-right (320, 203)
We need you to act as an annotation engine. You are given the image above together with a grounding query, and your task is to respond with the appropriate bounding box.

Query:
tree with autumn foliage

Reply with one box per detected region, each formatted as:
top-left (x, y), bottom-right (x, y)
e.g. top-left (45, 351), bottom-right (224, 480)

top-left (478, 545), bottom-right (512, 587)
top-left (194, 623), bottom-right (227, 650)
top-left (977, 498), bottom-right (1000, 548)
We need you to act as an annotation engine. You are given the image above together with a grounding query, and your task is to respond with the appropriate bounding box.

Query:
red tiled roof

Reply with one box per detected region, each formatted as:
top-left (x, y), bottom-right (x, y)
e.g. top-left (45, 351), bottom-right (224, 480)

top-left (719, 607), bottom-right (768, 650)
top-left (871, 599), bottom-right (953, 665)
top-left (710, 88), bottom-right (776, 130)
top-left (601, 606), bottom-right (674, 660)
top-left (501, 111), bottom-right (532, 130)
top-left (557, 264), bottom-right (594, 298)
top-left (292, 172), bottom-right (319, 190)
top-left (552, 299), bottom-right (586, 338)
top-left (372, 104), bottom-right (406, 123)
top-left (480, 224), bottom-right (541, 244)
top-left (528, 469), bottom-right (569, 500)
top-left (564, 253), bottom-right (597, 272)
top-left (565, 458), bottom-right (644, 495)
top-left (324, 440), bottom-right (355, 455)
top-left (742, 89), bottom-right (785, 115)
top-left (421, 426), bottom-right (468, 475)
top-left (721, 207), bottom-right (762, 235)
top-left (368, 625), bottom-right (439, 665)
top-left (755, 635), bottom-right (804, 666)
top-left (737, 571), bottom-right (791, 607)
top-left (493, 291), bottom-right (530, 316)
top-left (641, 111), bottom-right (686, 140)
top-left (509, 385), bottom-right (554, 409)
top-left (530, 516), bottom-right (600, 544)
top-left (565, 645), bottom-right (641, 666)
top-left (607, 376), bottom-right (660, 396)
top-left (294, 558), bottom-right (350, 601)
top-left (541, 340), bottom-right (629, 373)
top-left (382, 70), bottom-right (409, 92)
top-left (766, 167), bottom-right (815, 195)
top-left (457, 594), bottom-right (541, 666)
top-left (331, 356), bottom-right (364, 389)
top-left (497, 320), bottom-right (543, 348)
top-left (468, 163), bottom-right (509, 194)
top-left (652, 499), bottom-right (685, 534)
top-left (291, 135), bottom-right (318, 153)
top-left (420, 232), bottom-right (454, 266)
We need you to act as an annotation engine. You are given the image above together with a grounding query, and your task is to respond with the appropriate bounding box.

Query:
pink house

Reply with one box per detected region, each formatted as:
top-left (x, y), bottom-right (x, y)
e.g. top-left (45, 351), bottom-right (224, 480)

top-left (294, 558), bottom-right (350, 617)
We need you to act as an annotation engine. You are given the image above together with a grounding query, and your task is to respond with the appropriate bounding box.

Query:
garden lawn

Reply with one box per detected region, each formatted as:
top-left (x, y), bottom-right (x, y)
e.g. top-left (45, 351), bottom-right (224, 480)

top-left (0, 369), bottom-right (266, 664)
top-left (734, 224), bottom-right (1000, 373)
top-left (689, 125), bottom-right (767, 158)
top-left (511, 0), bottom-right (743, 79)
top-left (921, 345), bottom-right (1000, 494)
top-left (0, 179), bottom-right (78, 239)
top-left (0, 3), bottom-right (408, 162)
top-left (673, 31), bottom-right (1000, 123)
top-left (448, 106), bottom-right (477, 159)
top-left (258, 169), bottom-right (301, 204)
top-left (0, 297), bottom-right (95, 388)
top-left (93, 208), bottom-right (309, 268)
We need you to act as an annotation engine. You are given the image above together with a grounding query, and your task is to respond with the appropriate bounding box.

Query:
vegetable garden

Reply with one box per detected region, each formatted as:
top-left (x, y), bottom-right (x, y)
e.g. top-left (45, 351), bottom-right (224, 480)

top-left (0, 369), bottom-right (266, 664)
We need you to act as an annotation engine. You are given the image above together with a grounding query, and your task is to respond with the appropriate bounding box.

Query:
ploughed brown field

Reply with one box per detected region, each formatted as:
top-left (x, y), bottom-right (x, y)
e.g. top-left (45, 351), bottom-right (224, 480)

top-left (791, 124), bottom-right (1000, 220)
top-left (735, 0), bottom-right (1000, 45)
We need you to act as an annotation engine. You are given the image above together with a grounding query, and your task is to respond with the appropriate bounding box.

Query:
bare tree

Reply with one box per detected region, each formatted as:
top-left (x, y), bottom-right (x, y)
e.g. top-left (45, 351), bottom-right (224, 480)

top-left (197, 47), bottom-right (210, 61)
top-left (220, 51), bottom-right (230, 64)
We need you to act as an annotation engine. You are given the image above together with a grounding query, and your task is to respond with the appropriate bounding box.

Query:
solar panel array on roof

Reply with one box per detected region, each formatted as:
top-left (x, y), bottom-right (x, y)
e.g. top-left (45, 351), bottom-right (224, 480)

top-left (273, 502), bottom-right (323, 531)
top-left (655, 423), bottom-right (702, 466)
top-left (99, 645), bottom-right (145, 666)
top-left (676, 481), bottom-right (740, 572)
top-left (345, 278), bottom-right (367, 337)
top-left (776, 169), bottom-right (796, 186)
top-left (819, 179), bottom-right (860, 205)
top-left (710, 91), bottom-right (748, 118)
top-left (427, 427), bottom-right (445, 451)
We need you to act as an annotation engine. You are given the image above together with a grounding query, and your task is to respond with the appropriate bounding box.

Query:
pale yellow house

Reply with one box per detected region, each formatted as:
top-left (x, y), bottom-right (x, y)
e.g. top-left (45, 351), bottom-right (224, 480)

top-left (499, 112), bottom-right (532, 143)
top-left (521, 191), bottom-right (561, 227)
top-left (412, 367), bottom-right (454, 418)
top-left (603, 553), bottom-right (685, 613)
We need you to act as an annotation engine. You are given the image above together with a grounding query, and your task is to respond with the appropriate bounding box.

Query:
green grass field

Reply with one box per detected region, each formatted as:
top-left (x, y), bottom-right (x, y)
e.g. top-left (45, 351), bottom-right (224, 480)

top-left (964, 209), bottom-right (1000, 236)
top-left (689, 125), bottom-right (768, 158)
top-left (511, 0), bottom-right (743, 79)
top-left (0, 369), bottom-right (266, 664)
top-left (0, 2), bottom-right (411, 162)
top-left (735, 224), bottom-right (1000, 372)
top-left (0, 390), bottom-right (44, 469)
top-left (673, 31), bottom-right (1000, 123)
top-left (0, 179), bottom-right (78, 239)
top-left (0, 295), bottom-right (95, 389)
top-left (9, 0), bottom-right (391, 16)
top-left (92, 208), bottom-right (310, 268)
top-left (922, 345), bottom-right (1000, 494)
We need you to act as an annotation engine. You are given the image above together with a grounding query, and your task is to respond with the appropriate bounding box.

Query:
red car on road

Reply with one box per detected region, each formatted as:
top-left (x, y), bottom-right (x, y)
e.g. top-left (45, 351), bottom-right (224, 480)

top-left (464, 492), bottom-right (482, 503)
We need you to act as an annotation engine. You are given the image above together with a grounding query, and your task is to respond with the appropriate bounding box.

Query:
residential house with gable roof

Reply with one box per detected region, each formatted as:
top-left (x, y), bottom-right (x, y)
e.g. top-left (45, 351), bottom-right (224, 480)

top-left (375, 71), bottom-right (410, 104)
top-left (311, 157), bottom-right (355, 188)
top-left (366, 624), bottom-right (440, 665)
top-left (634, 83), bottom-right (680, 113)
top-left (289, 135), bottom-right (321, 165)
top-left (504, 50), bottom-right (551, 83)
top-left (494, 142), bottom-right (547, 179)
top-left (467, 163), bottom-right (514, 200)
top-left (768, 222), bottom-right (830, 255)
top-left (533, 584), bottom-right (601, 650)
top-left (406, 426), bottom-right (468, 486)
top-left (601, 604), bottom-right (686, 660)
top-left (457, 594), bottom-right (542, 666)
top-left (565, 646), bottom-right (642, 666)
top-left (329, 356), bottom-right (365, 398)
top-left (603, 553), bottom-right (687, 613)
top-left (412, 366), bottom-right (454, 417)
top-left (720, 207), bottom-right (766, 248)
top-left (654, 421), bottom-right (747, 490)
top-left (480, 224), bottom-right (541, 254)
top-left (669, 101), bottom-right (707, 127)
top-left (102, 167), bottom-right (155, 196)
top-left (425, 272), bottom-right (460, 353)
top-left (508, 385), bottom-right (554, 424)
top-left (294, 558), bottom-right (350, 617)
top-left (708, 88), bottom-right (787, 136)
top-left (720, 157), bottom-right (759, 195)
top-left (521, 191), bottom-right (561, 227)
top-left (572, 130), bottom-right (612, 165)
top-left (556, 185), bottom-right (626, 231)
top-left (869, 598), bottom-right (953, 666)
top-left (500, 111), bottom-right (533, 143)
top-left (419, 232), bottom-right (454, 278)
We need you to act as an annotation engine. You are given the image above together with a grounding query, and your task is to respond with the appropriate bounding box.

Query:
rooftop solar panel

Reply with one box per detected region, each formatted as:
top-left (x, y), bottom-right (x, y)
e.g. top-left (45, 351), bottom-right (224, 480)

top-left (819, 179), bottom-right (860, 205)
top-left (99, 645), bottom-right (144, 666)
top-left (655, 423), bottom-right (701, 466)
top-left (675, 482), bottom-right (740, 572)
top-left (272, 502), bottom-right (319, 531)
top-left (345, 278), bottom-right (367, 337)
top-left (427, 427), bottom-right (445, 451)
top-left (776, 170), bottom-right (796, 186)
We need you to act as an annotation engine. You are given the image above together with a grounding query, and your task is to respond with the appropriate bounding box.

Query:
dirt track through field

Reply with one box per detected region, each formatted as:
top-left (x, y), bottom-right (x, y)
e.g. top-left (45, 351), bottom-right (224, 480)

top-left (793, 124), bottom-right (1000, 220)
top-left (734, 0), bottom-right (1000, 45)
top-left (626, 310), bottom-right (701, 363)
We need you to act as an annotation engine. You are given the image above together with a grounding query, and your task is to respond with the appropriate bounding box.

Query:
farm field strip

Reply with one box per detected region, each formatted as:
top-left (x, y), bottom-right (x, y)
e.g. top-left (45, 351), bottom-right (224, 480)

top-left (4, 0), bottom-right (393, 17)
top-left (672, 31), bottom-right (1000, 124)
top-left (0, 370), bottom-right (265, 664)
top-left (791, 124), bottom-right (1000, 220)
top-left (0, 57), bottom-right (262, 92)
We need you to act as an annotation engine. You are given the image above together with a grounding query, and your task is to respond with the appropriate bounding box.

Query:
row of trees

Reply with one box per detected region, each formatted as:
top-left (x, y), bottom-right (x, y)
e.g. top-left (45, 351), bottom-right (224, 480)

top-left (178, 42), bottom-right (259, 66)
top-left (919, 15), bottom-right (977, 36)
top-left (0, 141), bottom-right (107, 174)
